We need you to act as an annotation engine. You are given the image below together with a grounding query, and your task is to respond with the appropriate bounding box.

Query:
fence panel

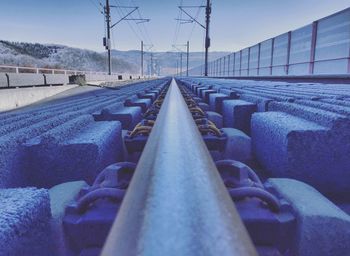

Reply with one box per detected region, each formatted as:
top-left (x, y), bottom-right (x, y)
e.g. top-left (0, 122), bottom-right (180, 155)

top-left (272, 33), bottom-right (289, 75)
top-left (188, 8), bottom-right (350, 77)
top-left (259, 39), bottom-right (273, 75)
top-left (223, 56), bottom-right (228, 76)
top-left (234, 52), bottom-right (241, 76)
top-left (249, 44), bottom-right (259, 76)
top-left (289, 24), bottom-right (312, 74)
top-left (241, 48), bottom-right (249, 76)
top-left (220, 58), bottom-right (224, 76)
top-left (314, 8), bottom-right (350, 74)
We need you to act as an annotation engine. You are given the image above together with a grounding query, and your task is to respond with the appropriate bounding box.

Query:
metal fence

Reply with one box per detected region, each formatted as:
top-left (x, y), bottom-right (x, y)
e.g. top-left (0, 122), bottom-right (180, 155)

top-left (186, 7), bottom-right (350, 77)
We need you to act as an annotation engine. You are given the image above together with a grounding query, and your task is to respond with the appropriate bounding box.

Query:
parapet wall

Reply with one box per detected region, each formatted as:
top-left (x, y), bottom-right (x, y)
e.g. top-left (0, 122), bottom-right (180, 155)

top-left (0, 67), bottom-right (140, 88)
top-left (0, 85), bottom-right (78, 112)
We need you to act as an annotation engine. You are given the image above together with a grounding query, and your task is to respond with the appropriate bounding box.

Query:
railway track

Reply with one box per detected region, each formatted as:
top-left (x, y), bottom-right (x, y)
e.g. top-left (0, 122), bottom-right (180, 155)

top-left (0, 77), bottom-right (349, 255)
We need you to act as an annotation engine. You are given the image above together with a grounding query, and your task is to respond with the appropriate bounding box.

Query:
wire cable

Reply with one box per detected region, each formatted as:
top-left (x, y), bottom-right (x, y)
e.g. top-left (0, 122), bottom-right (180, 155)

top-left (187, 0), bottom-right (205, 41)
top-left (130, 0), bottom-right (154, 46)
top-left (172, 0), bottom-right (184, 46)
top-left (88, 0), bottom-right (104, 14)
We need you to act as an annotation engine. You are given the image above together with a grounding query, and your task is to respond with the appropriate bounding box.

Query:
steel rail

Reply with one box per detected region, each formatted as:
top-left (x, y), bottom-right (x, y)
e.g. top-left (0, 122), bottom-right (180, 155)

top-left (101, 78), bottom-right (257, 256)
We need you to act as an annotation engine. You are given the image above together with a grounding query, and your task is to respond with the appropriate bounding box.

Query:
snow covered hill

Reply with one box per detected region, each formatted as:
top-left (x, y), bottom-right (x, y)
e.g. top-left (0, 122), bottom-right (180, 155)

top-left (0, 40), bottom-right (138, 73)
top-left (0, 40), bottom-right (230, 75)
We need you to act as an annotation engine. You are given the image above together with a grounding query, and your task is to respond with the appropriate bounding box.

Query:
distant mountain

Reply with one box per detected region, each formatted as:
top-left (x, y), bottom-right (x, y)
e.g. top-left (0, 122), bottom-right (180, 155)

top-left (111, 50), bottom-right (230, 76)
top-left (0, 40), bottom-right (138, 74)
top-left (0, 40), bottom-right (230, 75)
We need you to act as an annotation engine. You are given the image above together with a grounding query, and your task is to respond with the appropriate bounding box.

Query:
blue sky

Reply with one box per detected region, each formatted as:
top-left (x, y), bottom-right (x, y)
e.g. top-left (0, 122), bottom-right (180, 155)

top-left (0, 0), bottom-right (349, 52)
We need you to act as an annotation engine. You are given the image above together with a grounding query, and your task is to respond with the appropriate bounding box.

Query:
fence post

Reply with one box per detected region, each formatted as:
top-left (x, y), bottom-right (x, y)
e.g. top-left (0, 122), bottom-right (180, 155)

top-left (217, 59), bottom-right (219, 76)
top-left (213, 61), bottom-right (215, 76)
top-left (218, 58), bottom-right (220, 76)
top-left (239, 50), bottom-right (242, 76)
top-left (348, 42), bottom-right (350, 73)
top-left (43, 74), bottom-right (47, 85)
top-left (309, 21), bottom-right (318, 74)
top-left (222, 57), bottom-right (224, 76)
top-left (286, 31), bottom-right (292, 75)
top-left (223, 56), bottom-right (226, 77)
top-left (214, 60), bottom-right (216, 76)
top-left (270, 38), bottom-right (275, 75)
top-left (247, 48), bottom-right (251, 76)
top-left (348, 44), bottom-right (350, 73)
top-left (233, 52), bottom-right (236, 76)
top-left (5, 73), bottom-right (10, 87)
top-left (227, 54), bottom-right (231, 76)
top-left (257, 43), bottom-right (261, 76)
top-left (217, 60), bottom-right (219, 77)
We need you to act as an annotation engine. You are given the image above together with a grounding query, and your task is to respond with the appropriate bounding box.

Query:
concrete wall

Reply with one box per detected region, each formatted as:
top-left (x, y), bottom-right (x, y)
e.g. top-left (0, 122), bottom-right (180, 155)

top-left (0, 74), bottom-right (8, 88)
top-left (0, 85), bottom-right (78, 112)
top-left (0, 73), bottom-right (139, 88)
top-left (0, 73), bottom-right (67, 87)
top-left (85, 73), bottom-right (138, 82)
top-left (7, 73), bottom-right (45, 87)
top-left (45, 74), bottom-right (69, 85)
top-left (85, 74), bottom-right (118, 82)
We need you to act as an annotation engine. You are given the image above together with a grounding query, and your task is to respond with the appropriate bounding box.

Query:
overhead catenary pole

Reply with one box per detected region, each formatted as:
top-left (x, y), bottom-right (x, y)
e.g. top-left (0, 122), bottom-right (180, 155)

top-left (178, 2), bottom-right (211, 76)
top-left (172, 43), bottom-right (188, 76)
top-left (150, 53), bottom-right (153, 76)
top-left (141, 41), bottom-right (144, 77)
top-left (143, 44), bottom-right (154, 78)
top-left (180, 52), bottom-right (183, 75)
top-left (105, 0), bottom-right (112, 75)
top-left (186, 41), bottom-right (189, 76)
top-left (102, 3), bottom-right (149, 76)
top-left (204, 0), bottom-right (211, 76)
top-left (176, 60), bottom-right (179, 76)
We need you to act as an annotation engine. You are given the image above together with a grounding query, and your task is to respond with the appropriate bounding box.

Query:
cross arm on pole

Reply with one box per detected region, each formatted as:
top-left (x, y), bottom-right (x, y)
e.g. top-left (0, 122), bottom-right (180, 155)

top-left (180, 5), bottom-right (206, 8)
top-left (172, 44), bottom-right (187, 52)
top-left (123, 18), bottom-right (150, 24)
top-left (144, 44), bottom-right (154, 52)
top-left (175, 18), bottom-right (194, 24)
top-left (178, 6), bottom-right (205, 29)
top-left (110, 7), bottom-right (138, 28)
top-left (142, 44), bottom-right (154, 59)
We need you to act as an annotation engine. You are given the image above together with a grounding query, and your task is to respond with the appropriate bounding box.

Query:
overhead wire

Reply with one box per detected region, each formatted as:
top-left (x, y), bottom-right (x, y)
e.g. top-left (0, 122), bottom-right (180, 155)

top-left (88, 0), bottom-right (153, 72)
top-left (112, 0), bottom-right (155, 73)
top-left (88, 0), bottom-right (110, 70)
top-left (88, 0), bottom-right (104, 14)
top-left (111, 0), bottom-right (153, 48)
top-left (113, 0), bottom-right (142, 41)
top-left (172, 0), bottom-right (184, 47)
top-left (171, 0), bottom-right (206, 74)
top-left (187, 0), bottom-right (205, 42)
top-left (130, 0), bottom-right (154, 46)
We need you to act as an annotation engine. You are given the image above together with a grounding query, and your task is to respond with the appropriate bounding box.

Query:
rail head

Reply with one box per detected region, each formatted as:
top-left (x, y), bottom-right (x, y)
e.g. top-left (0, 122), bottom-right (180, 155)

top-left (101, 78), bottom-right (257, 256)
